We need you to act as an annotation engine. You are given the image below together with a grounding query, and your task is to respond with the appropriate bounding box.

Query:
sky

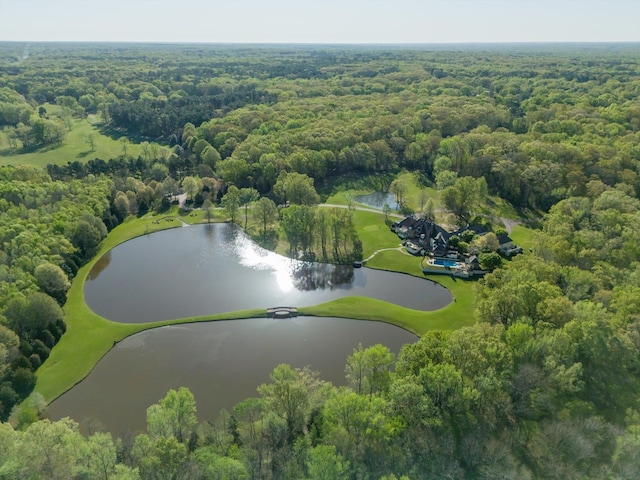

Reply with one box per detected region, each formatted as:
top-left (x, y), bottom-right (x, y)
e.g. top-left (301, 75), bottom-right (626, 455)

top-left (0, 0), bottom-right (638, 44)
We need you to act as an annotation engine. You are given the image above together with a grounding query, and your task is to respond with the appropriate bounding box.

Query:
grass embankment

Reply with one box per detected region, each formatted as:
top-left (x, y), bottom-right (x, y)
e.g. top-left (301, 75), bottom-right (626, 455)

top-left (34, 213), bottom-right (263, 405)
top-left (304, 248), bottom-right (477, 336)
top-left (0, 109), bottom-right (142, 168)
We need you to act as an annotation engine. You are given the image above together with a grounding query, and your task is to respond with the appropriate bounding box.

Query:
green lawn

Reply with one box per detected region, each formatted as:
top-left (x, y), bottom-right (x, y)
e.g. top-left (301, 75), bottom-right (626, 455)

top-left (352, 210), bottom-right (401, 257)
top-left (0, 112), bottom-right (143, 168)
top-left (364, 249), bottom-right (476, 330)
top-left (510, 224), bottom-right (538, 252)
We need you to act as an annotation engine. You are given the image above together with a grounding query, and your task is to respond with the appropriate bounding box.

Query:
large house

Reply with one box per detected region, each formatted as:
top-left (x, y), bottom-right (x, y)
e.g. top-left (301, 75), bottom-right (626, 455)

top-left (390, 217), bottom-right (451, 256)
top-left (390, 215), bottom-right (522, 264)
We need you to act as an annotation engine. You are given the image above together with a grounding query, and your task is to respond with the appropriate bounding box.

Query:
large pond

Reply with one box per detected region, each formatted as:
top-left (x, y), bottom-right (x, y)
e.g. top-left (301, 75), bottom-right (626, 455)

top-left (84, 223), bottom-right (451, 323)
top-left (46, 317), bottom-right (417, 436)
top-left (49, 223), bottom-right (451, 436)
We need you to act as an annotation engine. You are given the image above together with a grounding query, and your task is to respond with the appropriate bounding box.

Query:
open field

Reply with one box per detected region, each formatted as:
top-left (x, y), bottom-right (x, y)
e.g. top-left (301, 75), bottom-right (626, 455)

top-left (510, 224), bottom-right (538, 252)
top-left (0, 110), bottom-right (143, 168)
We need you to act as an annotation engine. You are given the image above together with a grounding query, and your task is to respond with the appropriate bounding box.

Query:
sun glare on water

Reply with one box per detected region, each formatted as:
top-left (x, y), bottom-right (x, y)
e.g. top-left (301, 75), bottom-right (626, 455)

top-left (235, 234), bottom-right (295, 293)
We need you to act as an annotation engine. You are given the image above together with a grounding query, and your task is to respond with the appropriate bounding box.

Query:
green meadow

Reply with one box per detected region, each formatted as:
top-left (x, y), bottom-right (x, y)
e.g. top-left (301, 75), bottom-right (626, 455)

top-left (0, 109), bottom-right (143, 168)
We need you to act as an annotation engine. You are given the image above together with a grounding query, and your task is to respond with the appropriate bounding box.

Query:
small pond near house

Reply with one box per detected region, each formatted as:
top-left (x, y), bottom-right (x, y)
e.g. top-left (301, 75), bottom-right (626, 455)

top-left (46, 317), bottom-right (418, 436)
top-left (354, 191), bottom-right (399, 210)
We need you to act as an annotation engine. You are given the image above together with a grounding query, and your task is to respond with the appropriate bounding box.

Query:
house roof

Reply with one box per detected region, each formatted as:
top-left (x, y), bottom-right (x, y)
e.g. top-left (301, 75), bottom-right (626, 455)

top-left (453, 224), bottom-right (487, 236)
top-left (498, 233), bottom-right (513, 245)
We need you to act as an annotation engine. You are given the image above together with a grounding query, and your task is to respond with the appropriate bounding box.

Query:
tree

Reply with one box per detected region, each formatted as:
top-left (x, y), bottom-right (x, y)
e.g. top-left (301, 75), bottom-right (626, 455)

top-left (146, 387), bottom-right (197, 444)
top-left (202, 198), bottom-right (214, 223)
top-left (217, 158), bottom-right (251, 187)
top-left (383, 203), bottom-right (392, 223)
top-left (85, 132), bottom-right (96, 151)
top-left (192, 138), bottom-right (211, 159)
top-left (345, 343), bottom-right (394, 399)
top-left (160, 176), bottom-right (179, 197)
top-left (15, 122), bottom-right (32, 148)
top-left (149, 163), bottom-right (169, 182)
top-left (221, 186), bottom-right (241, 223)
top-left (239, 187), bottom-right (259, 230)
top-left (253, 196), bottom-right (278, 242)
top-left (181, 176), bottom-right (200, 201)
top-left (322, 390), bottom-right (393, 476)
top-left (13, 418), bottom-right (84, 480)
top-left (423, 198), bottom-right (436, 221)
top-left (258, 364), bottom-right (311, 445)
top-left (80, 432), bottom-right (117, 480)
top-left (281, 205), bottom-right (316, 257)
top-left (273, 172), bottom-right (320, 206)
top-left (390, 179), bottom-right (407, 206)
top-left (34, 262), bottom-right (71, 303)
top-left (72, 218), bottom-right (105, 258)
top-left (469, 232), bottom-right (499, 254)
top-left (479, 252), bottom-right (502, 270)
top-left (119, 137), bottom-right (130, 157)
top-left (131, 433), bottom-right (187, 480)
top-left (193, 446), bottom-right (249, 480)
top-left (113, 191), bottom-right (130, 220)
top-left (418, 188), bottom-right (429, 211)
top-left (307, 445), bottom-right (349, 480)
top-left (436, 170), bottom-right (458, 190)
top-left (0, 325), bottom-right (19, 380)
top-left (201, 145), bottom-right (221, 169)
top-left (6, 292), bottom-right (64, 338)
top-left (317, 208), bottom-right (330, 259)
top-left (441, 176), bottom-right (486, 222)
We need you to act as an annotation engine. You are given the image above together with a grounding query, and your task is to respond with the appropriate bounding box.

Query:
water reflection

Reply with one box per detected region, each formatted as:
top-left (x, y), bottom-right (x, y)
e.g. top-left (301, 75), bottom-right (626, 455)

top-left (292, 263), bottom-right (354, 291)
top-left (84, 223), bottom-right (451, 323)
top-left (231, 227), bottom-right (355, 292)
top-left (87, 251), bottom-right (111, 280)
top-left (354, 191), bottom-right (399, 210)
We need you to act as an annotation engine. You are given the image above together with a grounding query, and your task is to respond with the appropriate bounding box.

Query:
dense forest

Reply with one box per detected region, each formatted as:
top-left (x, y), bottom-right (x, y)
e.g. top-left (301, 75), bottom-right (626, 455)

top-left (0, 42), bottom-right (639, 478)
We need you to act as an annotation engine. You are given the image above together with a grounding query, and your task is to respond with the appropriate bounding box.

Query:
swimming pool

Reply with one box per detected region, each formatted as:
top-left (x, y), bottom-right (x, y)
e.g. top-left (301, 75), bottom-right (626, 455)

top-left (433, 259), bottom-right (459, 268)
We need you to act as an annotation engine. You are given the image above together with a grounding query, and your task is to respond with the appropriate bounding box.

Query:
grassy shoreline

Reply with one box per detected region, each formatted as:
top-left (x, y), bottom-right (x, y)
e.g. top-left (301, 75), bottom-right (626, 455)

top-left (32, 207), bottom-right (478, 408)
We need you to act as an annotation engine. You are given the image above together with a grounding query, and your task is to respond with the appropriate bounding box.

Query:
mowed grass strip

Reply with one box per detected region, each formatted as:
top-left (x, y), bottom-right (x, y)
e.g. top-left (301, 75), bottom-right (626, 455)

top-left (365, 249), bottom-right (476, 331)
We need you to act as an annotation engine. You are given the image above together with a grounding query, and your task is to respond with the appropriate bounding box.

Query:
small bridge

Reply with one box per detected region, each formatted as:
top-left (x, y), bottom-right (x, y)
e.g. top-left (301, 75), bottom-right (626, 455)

top-left (267, 307), bottom-right (298, 319)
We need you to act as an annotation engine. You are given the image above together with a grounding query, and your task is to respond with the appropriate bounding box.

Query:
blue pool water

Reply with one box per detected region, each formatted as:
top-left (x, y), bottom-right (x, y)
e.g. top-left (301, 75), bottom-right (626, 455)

top-left (434, 259), bottom-right (459, 268)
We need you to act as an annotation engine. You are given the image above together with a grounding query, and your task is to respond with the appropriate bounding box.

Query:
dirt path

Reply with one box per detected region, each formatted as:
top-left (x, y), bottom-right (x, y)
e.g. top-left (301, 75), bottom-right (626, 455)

top-left (363, 245), bottom-right (412, 263)
top-left (499, 217), bottom-right (520, 234)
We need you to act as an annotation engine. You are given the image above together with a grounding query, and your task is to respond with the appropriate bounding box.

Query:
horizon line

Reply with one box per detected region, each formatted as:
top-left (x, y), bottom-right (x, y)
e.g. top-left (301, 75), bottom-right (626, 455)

top-left (1, 40), bottom-right (639, 46)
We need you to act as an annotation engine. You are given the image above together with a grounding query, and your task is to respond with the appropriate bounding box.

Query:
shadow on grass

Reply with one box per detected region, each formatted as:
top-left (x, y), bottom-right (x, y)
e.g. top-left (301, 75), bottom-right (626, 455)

top-left (76, 150), bottom-right (94, 158)
top-left (97, 124), bottom-right (154, 144)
